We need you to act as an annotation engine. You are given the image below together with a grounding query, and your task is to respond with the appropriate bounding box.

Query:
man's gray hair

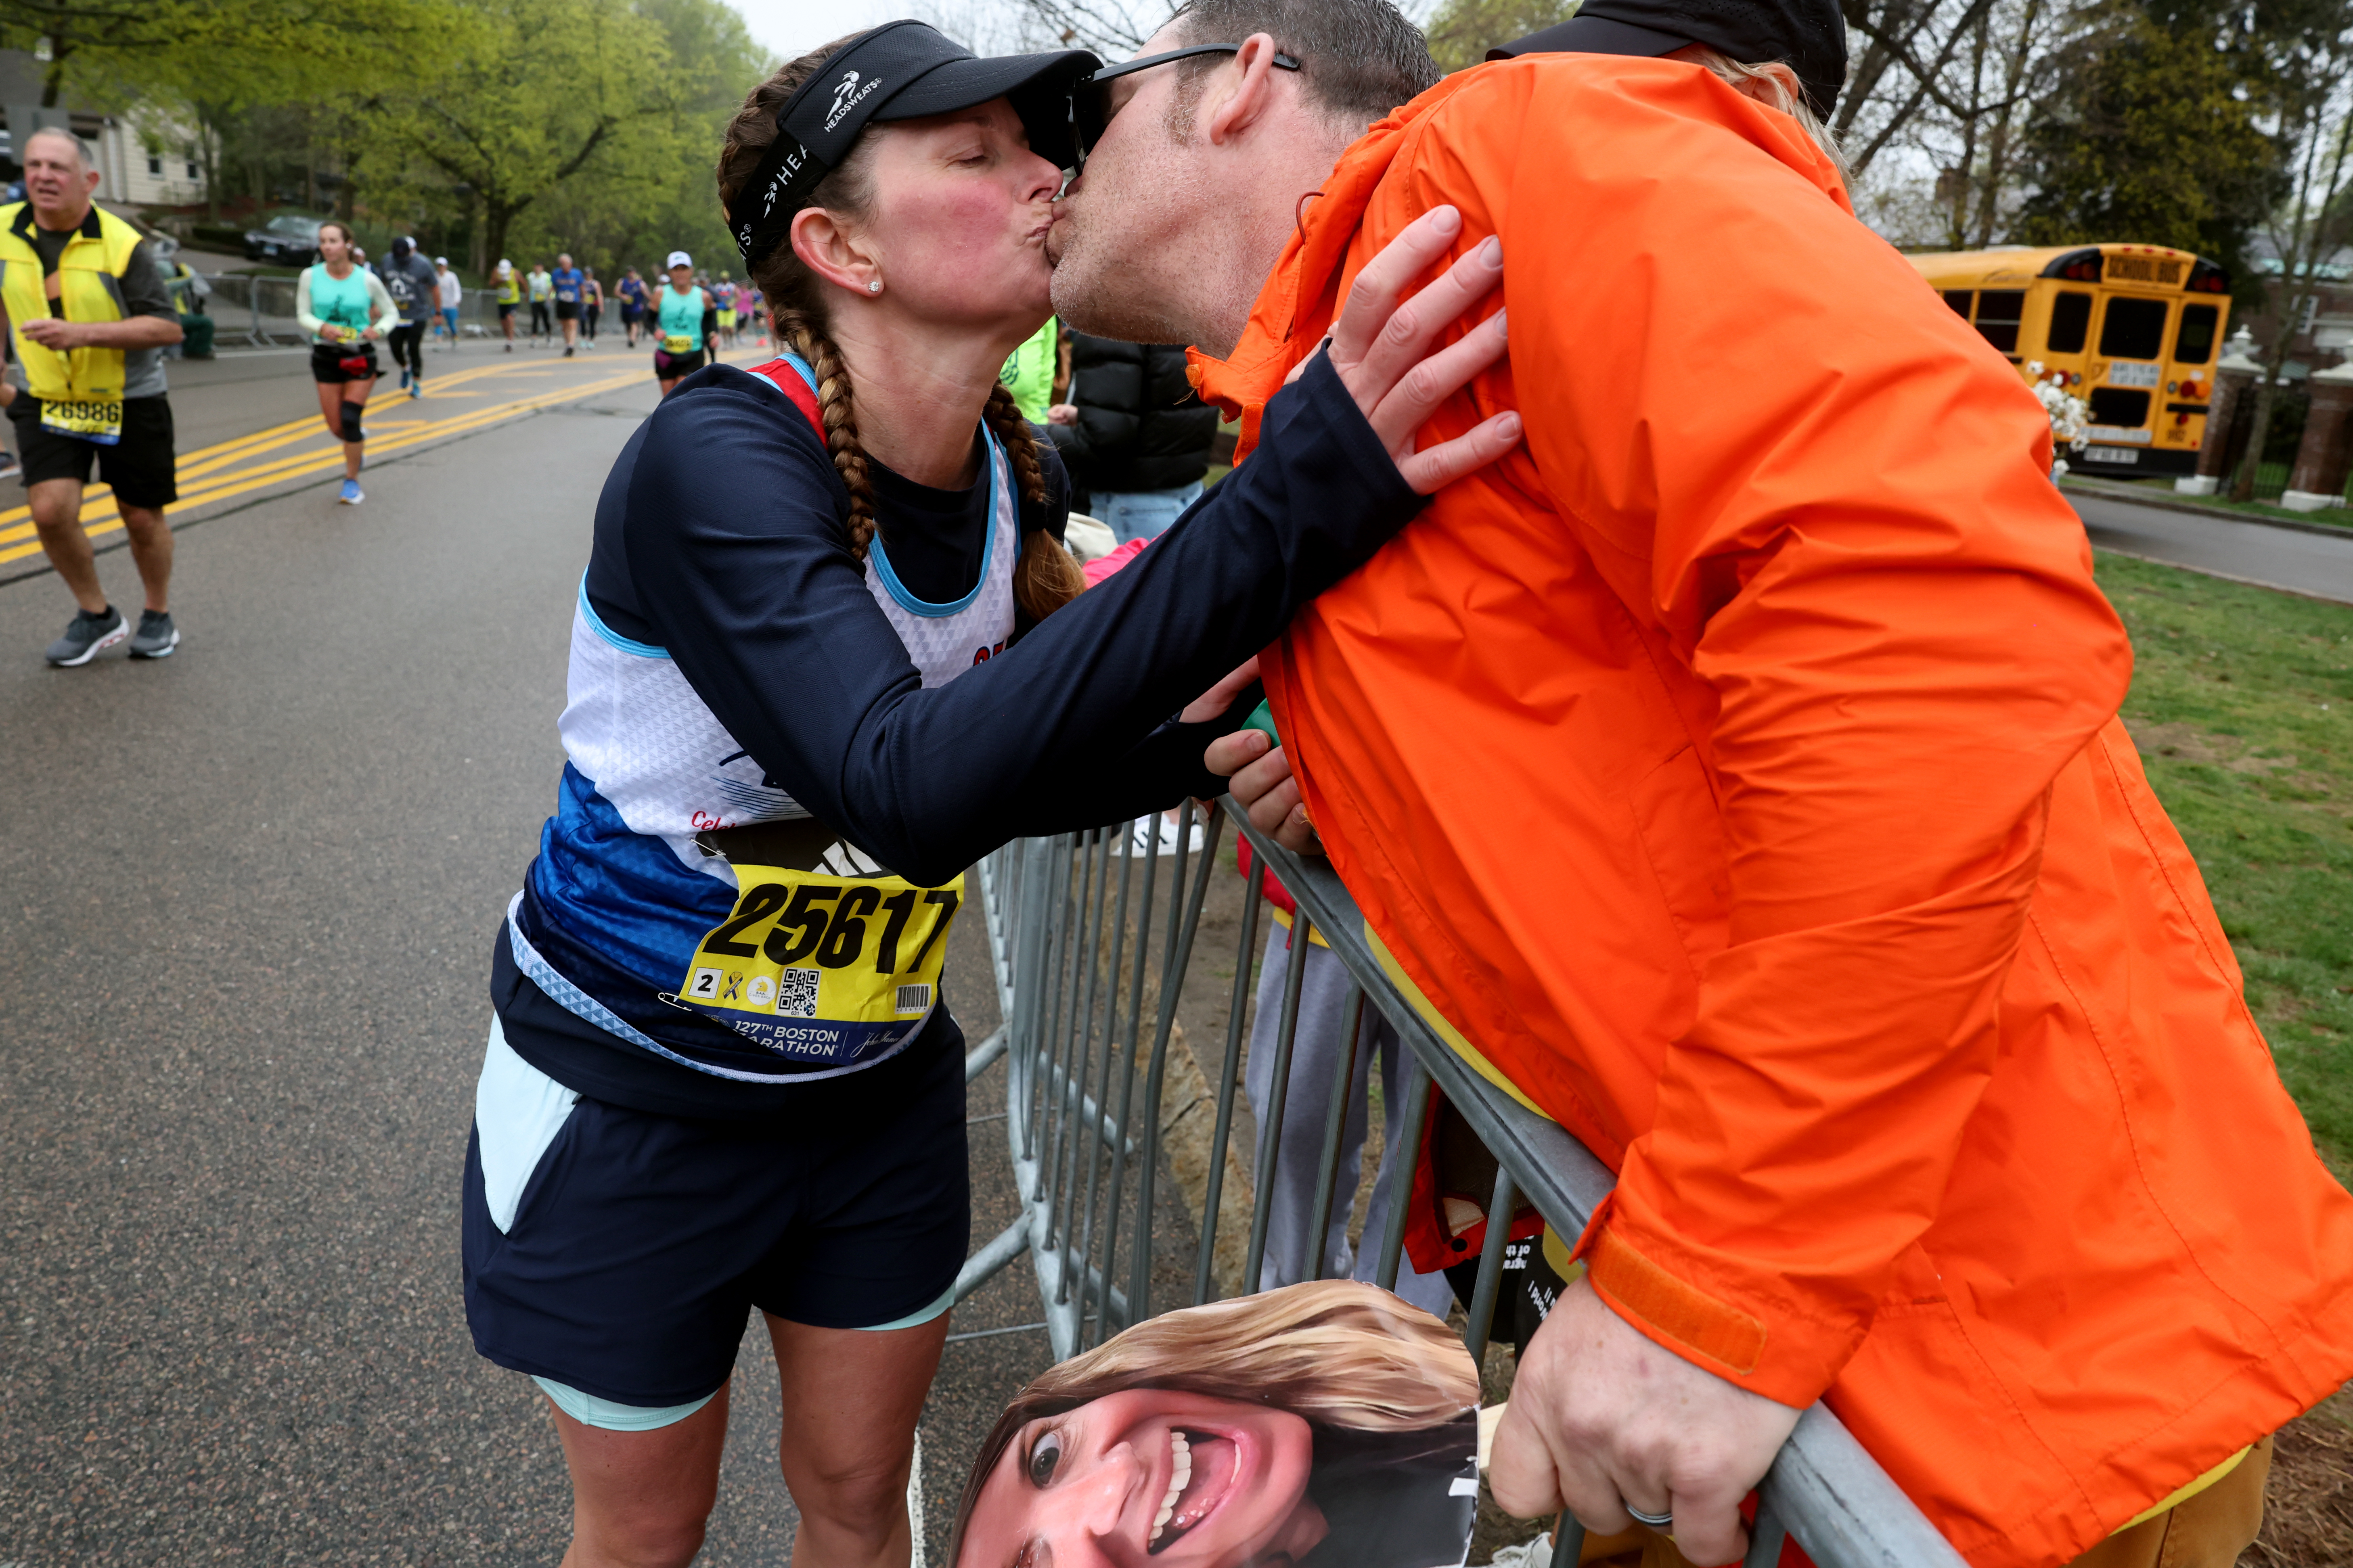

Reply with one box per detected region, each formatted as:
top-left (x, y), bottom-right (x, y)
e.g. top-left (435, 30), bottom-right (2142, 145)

top-left (22, 125), bottom-right (94, 171)
top-left (1167, 0), bottom-right (1440, 133)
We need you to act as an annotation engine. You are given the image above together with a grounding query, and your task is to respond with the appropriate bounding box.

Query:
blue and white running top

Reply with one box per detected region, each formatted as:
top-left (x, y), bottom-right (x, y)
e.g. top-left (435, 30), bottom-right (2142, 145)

top-left (513, 353), bottom-right (1016, 1084)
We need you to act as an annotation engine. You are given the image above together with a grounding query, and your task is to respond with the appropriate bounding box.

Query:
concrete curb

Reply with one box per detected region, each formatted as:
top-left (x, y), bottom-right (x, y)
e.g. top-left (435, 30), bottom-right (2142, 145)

top-left (2060, 476), bottom-right (2353, 541)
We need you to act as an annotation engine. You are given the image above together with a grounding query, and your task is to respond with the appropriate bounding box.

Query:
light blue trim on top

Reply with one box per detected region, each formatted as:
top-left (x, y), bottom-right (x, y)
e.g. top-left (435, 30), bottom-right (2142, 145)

top-left (577, 575), bottom-right (668, 659)
top-left (534, 1376), bottom-right (718, 1432)
top-left (866, 424), bottom-right (1005, 619)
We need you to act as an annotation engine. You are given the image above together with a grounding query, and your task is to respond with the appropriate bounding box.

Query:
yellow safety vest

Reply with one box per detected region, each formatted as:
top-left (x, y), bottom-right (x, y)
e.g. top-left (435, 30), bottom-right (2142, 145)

top-left (0, 201), bottom-right (142, 443)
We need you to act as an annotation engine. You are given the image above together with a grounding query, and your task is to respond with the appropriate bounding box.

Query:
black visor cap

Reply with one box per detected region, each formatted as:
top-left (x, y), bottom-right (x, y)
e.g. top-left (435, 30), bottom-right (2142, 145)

top-left (1488, 0), bottom-right (1847, 120)
top-left (731, 21), bottom-right (1098, 267)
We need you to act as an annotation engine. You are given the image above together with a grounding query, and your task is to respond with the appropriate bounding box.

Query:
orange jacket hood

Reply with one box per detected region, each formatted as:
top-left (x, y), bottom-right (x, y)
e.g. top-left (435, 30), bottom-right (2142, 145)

top-left (1193, 56), bottom-right (2353, 1568)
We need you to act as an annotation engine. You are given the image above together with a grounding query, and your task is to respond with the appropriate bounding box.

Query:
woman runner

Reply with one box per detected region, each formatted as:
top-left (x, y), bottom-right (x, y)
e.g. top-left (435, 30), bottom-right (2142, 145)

top-left (582, 267), bottom-right (603, 345)
top-left (296, 220), bottom-right (399, 506)
top-left (651, 251), bottom-right (708, 396)
top-left (461, 23), bottom-right (1515, 1568)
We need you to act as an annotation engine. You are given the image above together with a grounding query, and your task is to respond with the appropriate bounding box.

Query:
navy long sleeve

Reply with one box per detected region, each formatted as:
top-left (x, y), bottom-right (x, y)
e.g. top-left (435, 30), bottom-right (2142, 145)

top-left (608, 354), bottom-right (1419, 886)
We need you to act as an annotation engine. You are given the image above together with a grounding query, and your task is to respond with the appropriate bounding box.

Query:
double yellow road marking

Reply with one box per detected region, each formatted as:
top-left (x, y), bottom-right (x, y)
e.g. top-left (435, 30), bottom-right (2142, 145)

top-left (0, 353), bottom-right (669, 569)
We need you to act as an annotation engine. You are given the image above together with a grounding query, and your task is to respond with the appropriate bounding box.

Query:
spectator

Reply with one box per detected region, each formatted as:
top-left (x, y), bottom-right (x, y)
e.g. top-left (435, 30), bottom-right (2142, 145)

top-left (1044, 328), bottom-right (1217, 542)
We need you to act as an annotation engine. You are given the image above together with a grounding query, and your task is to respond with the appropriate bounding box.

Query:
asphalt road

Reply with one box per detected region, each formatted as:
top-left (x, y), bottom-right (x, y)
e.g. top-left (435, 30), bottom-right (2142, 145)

top-left (2067, 487), bottom-right (2353, 604)
top-left (0, 346), bottom-right (1066, 1566)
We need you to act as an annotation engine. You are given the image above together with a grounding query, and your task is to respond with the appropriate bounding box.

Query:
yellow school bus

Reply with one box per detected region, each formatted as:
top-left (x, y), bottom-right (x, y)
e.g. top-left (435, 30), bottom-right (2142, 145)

top-left (1905, 245), bottom-right (2232, 477)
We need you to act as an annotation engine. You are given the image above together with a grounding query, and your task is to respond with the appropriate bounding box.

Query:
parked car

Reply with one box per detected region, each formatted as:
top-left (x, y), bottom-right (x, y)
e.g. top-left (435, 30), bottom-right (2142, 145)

top-left (242, 213), bottom-right (324, 265)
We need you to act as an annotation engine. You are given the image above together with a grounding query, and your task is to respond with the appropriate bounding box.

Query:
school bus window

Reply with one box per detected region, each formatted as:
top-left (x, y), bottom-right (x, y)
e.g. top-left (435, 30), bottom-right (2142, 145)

top-left (2175, 303), bottom-right (2219, 365)
top-left (2090, 388), bottom-right (2151, 427)
top-left (1942, 290), bottom-right (1974, 319)
top-left (2047, 292), bottom-right (2093, 354)
top-left (1974, 290), bottom-right (2025, 352)
top-left (2099, 297), bottom-right (2168, 360)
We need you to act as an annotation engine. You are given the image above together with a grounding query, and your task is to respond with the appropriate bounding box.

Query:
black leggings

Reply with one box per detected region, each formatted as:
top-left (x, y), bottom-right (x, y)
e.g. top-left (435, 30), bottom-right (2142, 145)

top-left (388, 322), bottom-right (425, 381)
top-left (530, 301), bottom-right (552, 337)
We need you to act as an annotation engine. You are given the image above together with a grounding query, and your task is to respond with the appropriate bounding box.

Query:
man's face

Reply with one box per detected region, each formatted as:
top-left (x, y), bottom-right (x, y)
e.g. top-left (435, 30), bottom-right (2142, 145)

top-left (23, 135), bottom-right (97, 225)
top-left (558, 254), bottom-right (572, 269)
top-left (1047, 25), bottom-right (1230, 346)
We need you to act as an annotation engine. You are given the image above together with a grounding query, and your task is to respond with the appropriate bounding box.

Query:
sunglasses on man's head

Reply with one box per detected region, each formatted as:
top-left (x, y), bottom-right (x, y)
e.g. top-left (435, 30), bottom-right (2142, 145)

top-left (1065, 43), bottom-right (1303, 174)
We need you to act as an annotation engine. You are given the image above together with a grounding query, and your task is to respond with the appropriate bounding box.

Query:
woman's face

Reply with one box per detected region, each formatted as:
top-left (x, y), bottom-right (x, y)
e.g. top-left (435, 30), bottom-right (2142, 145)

top-left (670, 265), bottom-right (692, 289)
top-left (959, 1389), bottom-right (1325, 1568)
top-left (319, 226), bottom-right (351, 266)
top-left (837, 97), bottom-right (1062, 336)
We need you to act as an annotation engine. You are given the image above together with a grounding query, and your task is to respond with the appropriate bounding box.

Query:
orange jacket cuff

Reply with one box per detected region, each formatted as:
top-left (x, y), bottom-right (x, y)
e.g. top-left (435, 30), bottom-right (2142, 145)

top-left (1575, 1205), bottom-right (1841, 1408)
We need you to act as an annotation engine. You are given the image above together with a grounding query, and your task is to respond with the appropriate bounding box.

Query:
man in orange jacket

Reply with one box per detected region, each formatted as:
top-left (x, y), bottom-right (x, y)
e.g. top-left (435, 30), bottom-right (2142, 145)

top-left (1047, 0), bottom-right (2353, 1565)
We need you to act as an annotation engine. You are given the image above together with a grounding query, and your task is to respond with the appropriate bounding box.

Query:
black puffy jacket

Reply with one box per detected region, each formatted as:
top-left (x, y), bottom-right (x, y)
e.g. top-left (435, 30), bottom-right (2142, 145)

top-left (1046, 330), bottom-right (1221, 500)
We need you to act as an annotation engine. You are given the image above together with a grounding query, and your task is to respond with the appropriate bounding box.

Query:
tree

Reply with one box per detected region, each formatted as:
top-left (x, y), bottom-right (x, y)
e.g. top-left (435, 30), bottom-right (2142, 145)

top-left (1421, 0), bottom-right (1573, 71)
top-left (2014, 6), bottom-right (2286, 289)
top-left (0, 0), bottom-right (443, 107)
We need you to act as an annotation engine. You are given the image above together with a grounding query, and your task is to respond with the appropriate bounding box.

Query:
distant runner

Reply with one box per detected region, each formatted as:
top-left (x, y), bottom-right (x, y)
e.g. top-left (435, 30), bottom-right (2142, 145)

top-left (435, 255), bottom-right (463, 348)
top-left (494, 259), bottom-right (520, 352)
top-left (297, 219), bottom-right (399, 506)
top-left (527, 261), bottom-right (553, 346)
top-left (713, 274), bottom-right (737, 349)
top-left (551, 252), bottom-right (583, 358)
top-left (653, 251), bottom-right (706, 397)
top-left (581, 267), bottom-right (603, 347)
top-left (382, 235), bottom-right (438, 399)
top-left (616, 267), bottom-right (648, 347)
top-left (2, 127), bottom-right (187, 665)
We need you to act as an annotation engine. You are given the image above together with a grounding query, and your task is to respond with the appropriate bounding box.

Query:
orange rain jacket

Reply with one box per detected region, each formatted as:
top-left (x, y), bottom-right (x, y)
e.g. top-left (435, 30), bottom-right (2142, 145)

top-left (1190, 56), bottom-right (2353, 1568)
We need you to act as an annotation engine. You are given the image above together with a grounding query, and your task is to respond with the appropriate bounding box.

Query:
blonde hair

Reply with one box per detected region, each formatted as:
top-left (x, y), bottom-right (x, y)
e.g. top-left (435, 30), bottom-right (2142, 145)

top-left (949, 1282), bottom-right (1477, 1565)
top-left (715, 40), bottom-right (1087, 622)
top-left (1690, 48), bottom-right (1850, 183)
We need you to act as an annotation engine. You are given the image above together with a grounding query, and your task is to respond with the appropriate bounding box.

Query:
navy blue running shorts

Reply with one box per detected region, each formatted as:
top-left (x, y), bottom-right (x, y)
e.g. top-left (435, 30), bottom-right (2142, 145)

top-left (461, 1014), bottom-right (971, 1409)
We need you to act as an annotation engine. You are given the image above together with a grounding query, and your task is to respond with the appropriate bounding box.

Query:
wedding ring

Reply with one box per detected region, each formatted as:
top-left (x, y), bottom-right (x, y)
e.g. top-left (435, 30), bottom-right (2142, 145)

top-left (1624, 1503), bottom-right (1674, 1528)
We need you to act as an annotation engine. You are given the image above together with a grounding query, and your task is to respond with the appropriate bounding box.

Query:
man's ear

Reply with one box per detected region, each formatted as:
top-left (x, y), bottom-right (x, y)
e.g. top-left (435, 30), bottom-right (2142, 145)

top-left (789, 206), bottom-right (877, 296)
top-left (1204, 33), bottom-right (1293, 148)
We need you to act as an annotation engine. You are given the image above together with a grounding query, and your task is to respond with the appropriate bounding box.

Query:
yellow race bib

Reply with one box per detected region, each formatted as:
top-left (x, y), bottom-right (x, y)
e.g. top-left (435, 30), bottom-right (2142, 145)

top-left (670, 862), bottom-right (961, 1066)
top-left (41, 395), bottom-right (122, 446)
top-left (664, 334), bottom-right (694, 354)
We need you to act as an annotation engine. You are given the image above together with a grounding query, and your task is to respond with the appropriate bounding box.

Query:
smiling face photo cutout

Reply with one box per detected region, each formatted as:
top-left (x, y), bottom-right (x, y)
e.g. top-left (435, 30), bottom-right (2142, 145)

top-left (951, 1281), bottom-right (1480, 1568)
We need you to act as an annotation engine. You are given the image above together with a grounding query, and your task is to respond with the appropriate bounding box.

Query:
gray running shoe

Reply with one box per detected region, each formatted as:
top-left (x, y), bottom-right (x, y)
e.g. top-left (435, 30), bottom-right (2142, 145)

top-left (45, 605), bottom-right (126, 666)
top-left (129, 608), bottom-right (179, 659)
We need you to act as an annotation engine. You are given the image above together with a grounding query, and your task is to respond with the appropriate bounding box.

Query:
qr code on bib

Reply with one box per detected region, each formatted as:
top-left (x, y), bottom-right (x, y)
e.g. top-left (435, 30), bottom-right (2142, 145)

top-left (775, 967), bottom-right (821, 1018)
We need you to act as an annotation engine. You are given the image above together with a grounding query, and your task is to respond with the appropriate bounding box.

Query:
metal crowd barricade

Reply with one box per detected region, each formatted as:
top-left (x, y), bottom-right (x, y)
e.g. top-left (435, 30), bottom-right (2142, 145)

top-left (959, 800), bottom-right (1970, 1568)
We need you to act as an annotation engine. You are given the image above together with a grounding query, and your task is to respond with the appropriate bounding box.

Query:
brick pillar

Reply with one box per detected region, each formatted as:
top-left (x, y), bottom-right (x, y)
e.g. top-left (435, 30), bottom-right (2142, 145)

top-left (2284, 361), bottom-right (2353, 510)
top-left (2180, 330), bottom-right (2262, 495)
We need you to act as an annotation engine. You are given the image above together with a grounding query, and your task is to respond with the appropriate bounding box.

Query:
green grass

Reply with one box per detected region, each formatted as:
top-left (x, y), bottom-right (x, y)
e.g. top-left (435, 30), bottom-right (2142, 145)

top-left (2095, 552), bottom-right (2353, 1175)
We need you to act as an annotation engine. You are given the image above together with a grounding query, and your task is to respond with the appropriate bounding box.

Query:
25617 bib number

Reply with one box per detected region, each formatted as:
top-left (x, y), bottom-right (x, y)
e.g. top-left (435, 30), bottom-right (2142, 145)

top-left (41, 396), bottom-right (122, 446)
top-left (670, 863), bottom-right (962, 1066)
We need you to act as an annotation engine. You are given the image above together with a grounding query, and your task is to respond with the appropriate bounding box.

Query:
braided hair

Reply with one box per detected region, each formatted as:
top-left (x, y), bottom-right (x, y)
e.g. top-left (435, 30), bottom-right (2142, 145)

top-left (718, 39), bottom-right (1084, 622)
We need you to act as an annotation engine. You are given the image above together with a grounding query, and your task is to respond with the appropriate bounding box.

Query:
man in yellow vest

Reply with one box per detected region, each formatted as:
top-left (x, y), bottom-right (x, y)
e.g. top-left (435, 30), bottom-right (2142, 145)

top-left (0, 127), bottom-right (186, 664)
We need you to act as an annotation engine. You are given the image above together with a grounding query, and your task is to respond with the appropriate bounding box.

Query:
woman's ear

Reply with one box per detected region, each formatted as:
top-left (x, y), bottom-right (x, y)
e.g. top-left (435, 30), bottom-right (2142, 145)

top-left (791, 207), bottom-right (881, 297)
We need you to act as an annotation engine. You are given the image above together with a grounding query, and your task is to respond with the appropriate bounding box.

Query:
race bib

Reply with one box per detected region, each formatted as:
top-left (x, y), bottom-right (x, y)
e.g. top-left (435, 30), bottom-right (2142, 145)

top-left (670, 863), bottom-right (962, 1066)
top-left (664, 334), bottom-right (693, 353)
top-left (42, 396), bottom-right (121, 446)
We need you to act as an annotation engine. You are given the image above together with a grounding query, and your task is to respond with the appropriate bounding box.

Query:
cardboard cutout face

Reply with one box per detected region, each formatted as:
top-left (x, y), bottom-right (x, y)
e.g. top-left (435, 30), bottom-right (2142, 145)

top-left (953, 1282), bottom-right (1480, 1568)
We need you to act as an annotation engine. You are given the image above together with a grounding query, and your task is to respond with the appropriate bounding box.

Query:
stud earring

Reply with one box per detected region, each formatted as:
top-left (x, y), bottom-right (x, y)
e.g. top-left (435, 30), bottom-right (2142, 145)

top-left (867, 280), bottom-right (881, 293)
